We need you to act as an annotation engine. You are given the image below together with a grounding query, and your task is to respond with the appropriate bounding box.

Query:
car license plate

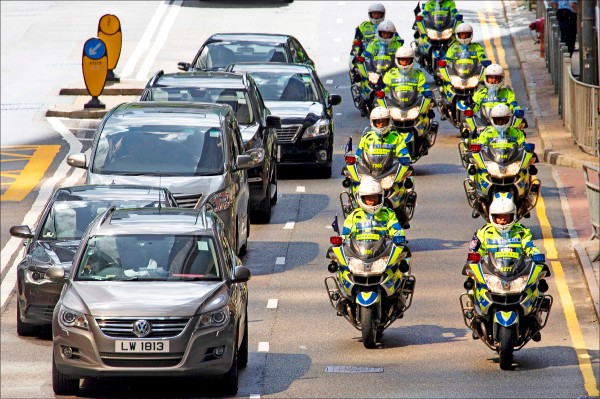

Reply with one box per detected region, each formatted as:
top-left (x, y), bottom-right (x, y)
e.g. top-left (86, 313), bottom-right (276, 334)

top-left (115, 340), bottom-right (169, 353)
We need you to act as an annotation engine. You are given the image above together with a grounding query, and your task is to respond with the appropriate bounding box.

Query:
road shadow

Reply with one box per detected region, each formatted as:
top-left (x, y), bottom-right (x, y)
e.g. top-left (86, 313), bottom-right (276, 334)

top-left (244, 240), bottom-right (319, 276)
top-left (489, 346), bottom-right (599, 371)
top-left (377, 324), bottom-right (470, 348)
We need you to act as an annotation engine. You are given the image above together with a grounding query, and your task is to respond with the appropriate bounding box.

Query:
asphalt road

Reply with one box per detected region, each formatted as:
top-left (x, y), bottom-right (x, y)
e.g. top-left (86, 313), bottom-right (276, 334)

top-left (1, 1), bottom-right (598, 398)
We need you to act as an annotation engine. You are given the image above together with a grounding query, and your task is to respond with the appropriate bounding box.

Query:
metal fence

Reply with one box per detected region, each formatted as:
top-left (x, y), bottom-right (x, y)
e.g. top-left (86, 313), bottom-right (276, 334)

top-left (539, 0), bottom-right (600, 157)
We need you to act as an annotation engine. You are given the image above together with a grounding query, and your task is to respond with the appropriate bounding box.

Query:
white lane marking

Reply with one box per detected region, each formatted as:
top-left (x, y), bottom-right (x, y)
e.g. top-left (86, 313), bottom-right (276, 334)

top-left (299, 345), bottom-right (307, 350)
top-left (1, 118), bottom-right (85, 309)
top-left (258, 342), bottom-right (270, 352)
top-left (120, 2), bottom-right (169, 78)
top-left (325, 225), bottom-right (333, 229)
top-left (250, 395), bottom-right (261, 399)
top-left (336, 113), bottom-right (342, 116)
top-left (326, 79), bottom-right (333, 84)
top-left (334, 38), bottom-right (342, 42)
top-left (267, 299), bottom-right (278, 309)
top-left (332, 57), bottom-right (341, 63)
top-left (296, 186), bottom-right (305, 192)
top-left (284, 221), bottom-right (295, 229)
top-left (136, 0), bottom-right (183, 81)
top-left (276, 257), bottom-right (286, 265)
top-left (336, 17), bottom-right (343, 23)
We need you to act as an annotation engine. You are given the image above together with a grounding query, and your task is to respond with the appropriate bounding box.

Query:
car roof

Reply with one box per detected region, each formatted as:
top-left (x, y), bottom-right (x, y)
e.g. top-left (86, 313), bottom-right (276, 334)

top-left (96, 208), bottom-right (216, 235)
top-left (54, 185), bottom-right (173, 202)
top-left (208, 33), bottom-right (290, 43)
top-left (111, 101), bottom-right (229, 119)
top-left (152, 71), bottom-right (248, 89)
top-left (228, 62), bottom-right (313, 74)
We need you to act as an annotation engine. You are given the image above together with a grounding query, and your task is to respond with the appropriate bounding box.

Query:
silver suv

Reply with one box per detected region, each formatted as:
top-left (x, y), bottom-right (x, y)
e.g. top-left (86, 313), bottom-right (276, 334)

top-left (50, 207), bottom-right (251, 395)
top-left (67, 101), bottom-right (255, 255)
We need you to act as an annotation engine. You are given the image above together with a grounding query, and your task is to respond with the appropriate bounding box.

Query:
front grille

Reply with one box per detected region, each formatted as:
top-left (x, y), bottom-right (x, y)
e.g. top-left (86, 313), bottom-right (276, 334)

top-left (351, 275), bottom-right (384, 286)
top-left (101, 357), bottom-right (183, 368)
top-left (96, 317), bottom-right (190, 338)
top-left (489, 293), bottom-right (523, 305)
top-left (276, 125), bottom-right (302, 144)
top-left (26, 304), bottom-right (54, 321)
top-left (174, 194), bottom-right (202, 208)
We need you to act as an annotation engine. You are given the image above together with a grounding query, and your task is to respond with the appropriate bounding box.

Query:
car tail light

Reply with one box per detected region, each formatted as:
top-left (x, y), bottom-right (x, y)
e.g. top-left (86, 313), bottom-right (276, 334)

top-left (345, 155), bottom-right (356, 165)
top-left (330, 236), bottom-right (343, 246)
top-left (467, 252), bottom-right (481, 262)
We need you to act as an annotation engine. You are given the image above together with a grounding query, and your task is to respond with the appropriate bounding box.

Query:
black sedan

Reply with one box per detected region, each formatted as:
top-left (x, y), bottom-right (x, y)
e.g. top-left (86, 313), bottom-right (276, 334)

top-left (140, 70), bottom-right (281, 223)
top-left (227, 62), bottom-right (341, 177)
top-left (8, 185), bottom-right (178, 336)
top-left (177, 33), bottom-right (314, 72)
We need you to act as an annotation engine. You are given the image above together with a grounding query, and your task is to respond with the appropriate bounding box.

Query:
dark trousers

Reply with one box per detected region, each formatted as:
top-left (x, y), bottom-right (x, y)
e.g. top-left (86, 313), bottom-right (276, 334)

top-left (556, 8), bottom-right (577, 56)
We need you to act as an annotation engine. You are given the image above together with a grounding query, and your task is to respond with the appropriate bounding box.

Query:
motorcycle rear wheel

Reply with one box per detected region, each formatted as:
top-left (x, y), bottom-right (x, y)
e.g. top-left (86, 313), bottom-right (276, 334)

top-left (361, 306), bottom-right (378, 349)
top-left (498, 325), bottom-right (515, 370)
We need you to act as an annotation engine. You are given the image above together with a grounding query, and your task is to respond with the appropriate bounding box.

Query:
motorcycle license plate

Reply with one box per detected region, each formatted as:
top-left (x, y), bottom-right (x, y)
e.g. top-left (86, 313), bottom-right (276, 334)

top-left (115, 340), bottom-right (170, 353)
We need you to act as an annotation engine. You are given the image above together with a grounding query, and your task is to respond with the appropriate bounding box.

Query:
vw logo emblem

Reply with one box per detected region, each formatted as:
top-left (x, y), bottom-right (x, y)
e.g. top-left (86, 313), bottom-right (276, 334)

top-left (133, 320), bottom-right (151, 338)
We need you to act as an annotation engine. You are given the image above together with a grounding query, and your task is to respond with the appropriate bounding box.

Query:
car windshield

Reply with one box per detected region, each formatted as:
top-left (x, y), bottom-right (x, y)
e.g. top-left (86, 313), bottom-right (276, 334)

top-left (243, 71), bottom-right (319, 102)
top-left (40, 199), bottom-right (166, 241)
top-left (75, 234), bottom-right (222, 281)
top-left (91, 122), bottom-right (225, 176)
top-left (146, 87), bottom-right (254, 125)
top-left (195, 41), bottom-right (289, 70)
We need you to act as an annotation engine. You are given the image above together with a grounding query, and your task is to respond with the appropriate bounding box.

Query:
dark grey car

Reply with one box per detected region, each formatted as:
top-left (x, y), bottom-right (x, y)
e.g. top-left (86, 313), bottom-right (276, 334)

top-left (50, 207), bottom-right (251, 396)
top-left (9, 185), bottom-right (177, 336)
top-left (66, 102), bottom-right (255, 256)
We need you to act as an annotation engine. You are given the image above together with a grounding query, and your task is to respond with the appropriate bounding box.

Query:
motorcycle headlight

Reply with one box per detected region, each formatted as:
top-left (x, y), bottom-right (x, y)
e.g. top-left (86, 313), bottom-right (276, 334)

top-left (380, 174), bottom-right (396, 190)
top-left (505, 160), bottom-right (522, 176)
top-left (368, 72), bottom-right (380, 84)
top-left (389, 107), bottom-right (403, 120)
top-left (303, 119), bottom-right (330, 139)
top-left (58, 306), bottom-right (89, 330)
top-left (450, 76), bottom-right (464, 88)
top-left (466, 75), bottom-right (480, 88)
top-left (484, 274), bottom-right (529, 294)
top-left (441, 28), bottom-right (454, 40)
top-left (426, 28), bottom-right (440, 40)
top-left (196, 306), bottom-right (230, 329)
top-left (348, 257), bottom-right (365, 274)
top-left (370, 257), bottom-right (389, 273)
top-left (484, 160), bottom-right (521, 178)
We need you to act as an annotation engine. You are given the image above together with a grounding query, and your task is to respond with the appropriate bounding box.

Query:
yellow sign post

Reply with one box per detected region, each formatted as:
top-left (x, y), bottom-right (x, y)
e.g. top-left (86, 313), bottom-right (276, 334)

top-left (98, 14), bottom-right (122, 82)
top-left (82, 37), bottom-right (108, 109)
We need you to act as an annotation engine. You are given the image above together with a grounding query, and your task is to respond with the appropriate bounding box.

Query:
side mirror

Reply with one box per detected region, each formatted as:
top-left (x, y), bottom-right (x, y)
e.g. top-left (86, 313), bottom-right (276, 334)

top-left (245, 148), bottom-right (265, 166)
top-left (177, 61), bottom-right (190, 71)
top-left (10, 225), bottom-right (33, 239)
top-left (265, 115), bottom-right (282, 129)
top-left (482, 60), bottom-right (491, 67)
top-left (67, 153), bottom-right (87, 169)
top-left (235, 154), bottom-right (254, 171)
top-left (46, 265), bottom-right (66, 281)
top-left (329, 94), bottom-right (342, 106)
top-left (232, 265), bottom-right (251, 283)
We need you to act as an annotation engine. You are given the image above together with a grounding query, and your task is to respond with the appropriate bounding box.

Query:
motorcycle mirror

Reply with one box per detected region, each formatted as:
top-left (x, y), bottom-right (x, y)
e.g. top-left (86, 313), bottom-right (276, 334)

top-left (393, 235), bottom-right (406, 245)
top-left (532, 253), bottom-right (545, 263)
top-left (514, 109), bottom-right (525, 118)
top-left (400, 156), bottom-right (411, 165)
top-left (467, 252), bottom-right (481, 262)
top-left (456, 14), bottom-right (463, 22)
top-left (464, 109), bottom-right (474, 117)
top-left (469, 143), bottom-right (482, 152)
top-left (356, 56), bottom-right (365, 63)
top-left (423, 89), bottom-right (432, 98)
top-left (482, 60), bottom-right (491, 67)
top-left (345, 155), bottom-right (356, 165)
top-left (330, 236), bottom-right (343, 246)
top-left (375, 90), bottom-right (385, 99)
top-left (437, 60), bottom-right (447, 68)
top-left (524, 142), bottom-right (535, 152)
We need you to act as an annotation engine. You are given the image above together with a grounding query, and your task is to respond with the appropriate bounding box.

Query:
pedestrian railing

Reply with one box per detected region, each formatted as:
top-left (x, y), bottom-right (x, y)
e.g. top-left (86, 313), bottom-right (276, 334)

top-left (538, 0), bottom-right (599, 157)
top-left (583, 163), bottom-right (600, 261)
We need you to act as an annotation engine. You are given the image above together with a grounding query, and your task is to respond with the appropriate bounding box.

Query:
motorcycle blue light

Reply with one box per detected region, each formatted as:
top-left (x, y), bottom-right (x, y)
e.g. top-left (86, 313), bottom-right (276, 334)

top-left (514, 109), bottom-right (525, 118)
top-left (393, 235), bottom-right (406, 244)
top-left (482, 60), bottom-right (491, 67)
top-left (524, 143), bottom-right (535, 152)
top-left (423, 90), bottom-right (432, 98)
top-left (400, 156), bottom-right (410, 165)
top-left (532, 253), bottom-right (545, 263)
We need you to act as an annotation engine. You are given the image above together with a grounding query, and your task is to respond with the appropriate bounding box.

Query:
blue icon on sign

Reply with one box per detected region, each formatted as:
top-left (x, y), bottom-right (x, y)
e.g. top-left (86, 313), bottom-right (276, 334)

top-left (84, 38), bottom-right (106, 60)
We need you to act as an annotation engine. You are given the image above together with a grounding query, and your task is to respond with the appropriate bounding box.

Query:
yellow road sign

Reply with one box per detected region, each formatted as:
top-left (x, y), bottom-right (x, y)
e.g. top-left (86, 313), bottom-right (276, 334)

top-left (98, 14), bottom-right (122, 71)
top-left (82, 37), bottom-right (108, 98)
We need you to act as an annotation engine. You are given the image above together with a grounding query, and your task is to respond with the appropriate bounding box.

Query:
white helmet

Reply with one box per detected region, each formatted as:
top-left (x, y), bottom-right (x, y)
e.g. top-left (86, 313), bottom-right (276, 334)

top-left (377, 20), bottom-right (396, 45)
top-left (484, 64), bottom-right (505, 90)
top-left (395, 46), bottom-right (415, 72)
top-left (489, 193), bottom-right (516, 234)
top-left (455, 23), bottom-right (473, 46)
top-left (368, 2), bottom-right (386, 25)
top-left (357, 176), bottom-right (384, 214)
top-left (370, 107), bottom-right (392, 137)
top-left (490, 103), bottom-right (512, 133)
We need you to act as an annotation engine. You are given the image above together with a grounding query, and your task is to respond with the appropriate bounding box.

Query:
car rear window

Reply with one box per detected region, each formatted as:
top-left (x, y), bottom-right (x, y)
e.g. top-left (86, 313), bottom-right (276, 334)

top-left (195, 41), bottom-right (288, 70)
top-left (244, 71), bottom-right (319, 102)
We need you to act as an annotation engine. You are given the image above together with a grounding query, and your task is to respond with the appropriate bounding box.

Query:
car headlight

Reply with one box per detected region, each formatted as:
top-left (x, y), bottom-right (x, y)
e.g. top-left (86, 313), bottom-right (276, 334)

top-left (380, 175), bottom-right (396, 190)
top-left (196, 306), bottom-right (230, 329)
top-left (484, 160), bottom-right (521, 178)
top-left (441, 28), bottom-right (453, 40)
top-left (303, 119), bottom-right (330, 139)
top-left (58, 306), bottom-right (89, 330)
top-left (484, 274), bottom-right (529, 294)
top-left (206, 189), bottom-right (233, 212)
top-left (25, 269), bottom-right (52, 285)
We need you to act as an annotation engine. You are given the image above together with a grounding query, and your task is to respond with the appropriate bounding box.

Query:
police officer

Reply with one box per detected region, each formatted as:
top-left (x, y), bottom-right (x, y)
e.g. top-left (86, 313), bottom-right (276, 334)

top-left (357, 107), bottom-right (411, 161)
top-left (473, 103), bottom-right (525, 147)
top-left (353, 2), bottom-right (386, 47)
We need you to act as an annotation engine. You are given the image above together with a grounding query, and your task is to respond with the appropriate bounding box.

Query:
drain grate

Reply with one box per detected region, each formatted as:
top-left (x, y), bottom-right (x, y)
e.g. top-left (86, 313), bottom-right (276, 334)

top-left (325, 366), bottom-right (384, 373)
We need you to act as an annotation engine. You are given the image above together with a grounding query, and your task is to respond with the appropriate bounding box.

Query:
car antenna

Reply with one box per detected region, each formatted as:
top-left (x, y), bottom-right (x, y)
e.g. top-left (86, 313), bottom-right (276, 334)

top-left (158, 174), bottom-right (162, 213)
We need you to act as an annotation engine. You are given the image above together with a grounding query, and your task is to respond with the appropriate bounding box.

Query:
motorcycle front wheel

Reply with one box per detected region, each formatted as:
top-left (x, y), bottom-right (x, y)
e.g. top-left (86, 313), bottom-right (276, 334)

top-left (361, 306), bottom-right (378, 349)
top-left (498, 325), bottom-right (515, 370)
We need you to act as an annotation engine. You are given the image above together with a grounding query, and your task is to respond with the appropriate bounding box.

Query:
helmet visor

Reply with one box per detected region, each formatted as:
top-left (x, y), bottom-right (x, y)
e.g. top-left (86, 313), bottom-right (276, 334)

top-left (492, 213), bottom-right (514, 225)
top-left (369, 11), bottom-right (384, 19)
top-left (486, 75), bottom-right (503, 84)
top-left (361, 194), bottom-right (383, 206)
top-left (457, 32), bottom-right (472, 39)
top-left (372, 117), bottom-right (391, 127)
top-left (396, 57), bottom-right (413, 66)
top-left (492, 115), bottom-right (511, 126)
top-left (379, 31), bottom-right (393, 39)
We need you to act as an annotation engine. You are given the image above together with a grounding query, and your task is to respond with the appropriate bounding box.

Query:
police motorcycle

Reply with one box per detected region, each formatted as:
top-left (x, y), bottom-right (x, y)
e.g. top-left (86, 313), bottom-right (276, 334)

top-left (460, 250), bottom-right (552, 370)
top-left (463, 141), bottom-right (540, 221)
top-left (413, 10), bottom-right (463, 83)
top-left (355, 47), bottom-right (395, 117)
top-left (340, 148), bottom-right (416, 228)
top-left (374, 84), bottom-right (438, 163)
top-left (325, 230), bottom-right (415, 348)
top-left (350, 39), bottom-right (369, 113)
top-left (435, 53), bottom-right (489, 129)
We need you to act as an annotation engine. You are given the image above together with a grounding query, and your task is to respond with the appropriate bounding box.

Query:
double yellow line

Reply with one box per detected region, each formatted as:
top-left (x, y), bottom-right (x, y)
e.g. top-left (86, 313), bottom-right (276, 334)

top-left (478, 2), bottom-right (598, 396)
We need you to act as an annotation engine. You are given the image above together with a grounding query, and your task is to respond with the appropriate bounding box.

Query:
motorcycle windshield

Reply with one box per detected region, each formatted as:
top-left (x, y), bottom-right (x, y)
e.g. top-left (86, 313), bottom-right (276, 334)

top-left (450, 56), bottom-right (480, 77)
top-left (484, 141), bottom-right (522, 163)
top-left (370, 56), bottom-right (392, 74)
top-left (348, 236), bottom-right (390, 261)
top-left (424, 12), bottom-right (454, 30)
top-left (485, 250), bottom-right (529, 278)
top-left (390, 86), bottom-right (420, 109)
top-left (359, 145), bottom-right (396, 176)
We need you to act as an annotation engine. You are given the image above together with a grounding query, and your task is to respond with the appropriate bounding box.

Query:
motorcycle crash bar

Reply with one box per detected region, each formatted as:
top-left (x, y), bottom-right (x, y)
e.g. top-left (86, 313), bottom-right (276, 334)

top-left (467, 252), bottom-right (481, 262)
top-left (330, 236), bottom-right (343, 246)
top-left (345, 155), bottom-right (356, 165)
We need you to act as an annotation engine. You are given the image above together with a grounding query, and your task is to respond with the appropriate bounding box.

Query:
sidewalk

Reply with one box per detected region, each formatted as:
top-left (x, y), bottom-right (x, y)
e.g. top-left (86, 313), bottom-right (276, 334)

top-left (503, 0), bottom-right (599, 319)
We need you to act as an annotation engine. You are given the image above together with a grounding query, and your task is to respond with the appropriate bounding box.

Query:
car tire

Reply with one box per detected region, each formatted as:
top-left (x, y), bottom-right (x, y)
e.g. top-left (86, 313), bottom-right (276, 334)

top-left (252, 182), bottom-right (272, 224)
top-left (222, 342), bottom-right (239, 394)
top-left (270, 162), bottom-right (278, 205)
top-left (320, 165), bottom-right (333, 179)
top-left (16, 300), bottom-right (40, 337)
top-left (237, 216), bottom-right (248, 257)
top-left (238, 309), bottom-right (249, 368)
top-left (52, 353), bottom-right (79, 395)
